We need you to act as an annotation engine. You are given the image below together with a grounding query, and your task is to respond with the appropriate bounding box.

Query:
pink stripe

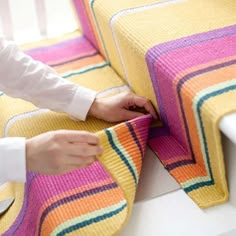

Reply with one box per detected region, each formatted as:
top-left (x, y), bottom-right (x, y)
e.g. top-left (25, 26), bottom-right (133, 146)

top-left (154, 34), bottom-right (236, 150)
top-left (149, 136), bottom-right (189, 162)
top-left (13, 162), bottom-right (112, 235)
top-left (158, 34), bottom-right (236, 75)
top-left (26, 37), bottom-right (96, 64)
top-left (34, 161), bottom-right (110, 201)
top-left (73, 0), bottom-right (98, 48)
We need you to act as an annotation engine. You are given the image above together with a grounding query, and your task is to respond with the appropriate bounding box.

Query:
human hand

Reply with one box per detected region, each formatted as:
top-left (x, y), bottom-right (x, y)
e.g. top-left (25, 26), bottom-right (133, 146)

top-left (88, 91), bottom-right (158, 122)
top-left (25, 130), bottom-right (103, 175)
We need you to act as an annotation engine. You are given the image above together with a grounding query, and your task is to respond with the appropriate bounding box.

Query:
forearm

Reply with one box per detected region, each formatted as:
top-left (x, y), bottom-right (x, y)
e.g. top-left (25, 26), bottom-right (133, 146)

top-left (0, 38), bottom-right (96, 120)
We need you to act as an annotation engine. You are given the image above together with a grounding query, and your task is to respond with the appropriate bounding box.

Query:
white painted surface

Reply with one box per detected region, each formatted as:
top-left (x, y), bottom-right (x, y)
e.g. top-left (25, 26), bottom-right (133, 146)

top-left (135, 147), bottom-right (180, 202)
top-left (121, 190), bottom-right (236, 236)
top-left (220, 229), bottom-right (236, 236)
top-left (220, 113), bottom-right (236, 146)
top-left (121, 134), bottom-right (236, 236)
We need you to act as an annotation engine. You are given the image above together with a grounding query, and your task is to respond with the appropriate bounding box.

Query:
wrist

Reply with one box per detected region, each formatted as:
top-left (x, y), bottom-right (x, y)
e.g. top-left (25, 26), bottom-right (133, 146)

top-left (25, 139), bottom-right (34, 172)
top-left (88, 98), bottom-right (102, 119)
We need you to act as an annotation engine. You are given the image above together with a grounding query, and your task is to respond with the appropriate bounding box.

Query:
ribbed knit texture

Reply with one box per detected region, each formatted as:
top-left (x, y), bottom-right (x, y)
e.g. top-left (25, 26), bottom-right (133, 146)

top-left (0, 1), bottom-right (236, 234)
top-left (0, 115), bottom-right (151, 235)
top-left (0, 30), bottom-right (151, 235)
top-left (0, 31), bottom-right (129, 138)
top-left (74, 0), bottom-right (236, 208)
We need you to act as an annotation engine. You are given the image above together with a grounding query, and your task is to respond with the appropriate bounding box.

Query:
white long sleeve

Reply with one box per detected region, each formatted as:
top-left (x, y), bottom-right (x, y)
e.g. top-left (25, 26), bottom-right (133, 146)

top-left (0, 38), bottom-right (96, 120)
top-left (0, 38), bottom-right (97, 183)
top-left (0, 138), bottom-right (26, 183)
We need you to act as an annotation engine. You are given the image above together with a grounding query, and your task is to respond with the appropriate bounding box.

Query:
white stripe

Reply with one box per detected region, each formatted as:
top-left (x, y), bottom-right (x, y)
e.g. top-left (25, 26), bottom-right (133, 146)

top-left (4, 109), bottom-right (49, 137)
top-left (110, 0), bottom-right (185, 84)
top-left (97, 84), bottom-right (130, 97)
top-left (3, 86), bottom-right (130, 135)
top-left (0, 182), bottom-right (8, 191)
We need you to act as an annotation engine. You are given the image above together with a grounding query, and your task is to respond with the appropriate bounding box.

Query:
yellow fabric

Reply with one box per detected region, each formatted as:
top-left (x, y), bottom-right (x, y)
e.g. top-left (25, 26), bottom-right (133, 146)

top-left (91, 0), bottom-right (236, 114)
top-left (0, 115), bottom-right (151, 235)
top-left (1, 64), bottom-right (127, 138)
top-left (0, 30), bottom-right (152, 235)
top-left (0, 183), bottom-right (24, 231)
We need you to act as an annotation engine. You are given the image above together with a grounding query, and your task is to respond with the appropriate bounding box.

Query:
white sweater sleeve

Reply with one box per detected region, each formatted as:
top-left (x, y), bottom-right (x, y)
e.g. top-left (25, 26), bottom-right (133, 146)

top-left (0, 38), bottom-right (97, 183)
top-left (0, 38), bottom-right (97, 120)
top-left (0, 138), bottom-right (26, 183)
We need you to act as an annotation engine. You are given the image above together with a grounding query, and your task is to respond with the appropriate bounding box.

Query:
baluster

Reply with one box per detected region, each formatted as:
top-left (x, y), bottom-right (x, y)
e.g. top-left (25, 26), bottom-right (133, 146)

top-left (0, 0), bottom-right (14, 40)
top-left (34, 0), bottom-right (47, 37)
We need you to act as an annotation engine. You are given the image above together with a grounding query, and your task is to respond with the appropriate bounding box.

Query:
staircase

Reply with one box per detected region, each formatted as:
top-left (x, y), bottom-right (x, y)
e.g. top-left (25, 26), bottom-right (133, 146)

top-left (0, 0), bottom-right (236, 235)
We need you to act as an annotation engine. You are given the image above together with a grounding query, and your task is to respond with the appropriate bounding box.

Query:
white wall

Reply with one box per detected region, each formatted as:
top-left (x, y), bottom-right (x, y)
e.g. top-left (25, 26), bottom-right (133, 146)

top-left (0, 0), bottom-right (79, 44)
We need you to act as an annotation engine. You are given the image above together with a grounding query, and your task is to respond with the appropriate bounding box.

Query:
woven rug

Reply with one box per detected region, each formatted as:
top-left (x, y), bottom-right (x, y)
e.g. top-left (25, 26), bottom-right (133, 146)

top-left (0, 114), bottom-right (151, 235)
top-left (0, 31), bottom-right (142, 235)
top-left (0, 2), bottom-right (235, 235)
top-left (0, 31), bottom-right (129, 138)
top-left (74, 0), bottom-right (236, 208)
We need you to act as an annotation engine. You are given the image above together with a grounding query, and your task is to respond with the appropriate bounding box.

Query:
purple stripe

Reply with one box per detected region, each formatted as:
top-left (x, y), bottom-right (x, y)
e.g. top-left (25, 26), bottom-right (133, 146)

top-left (149, 126), bottom-right (169, 139)
top-left (129, 115), bottom-right (151, 155)
top-left (146, 53), bottom-right (169, 130)
top-left (3, 172), bottom-right (36, 236)
top-left (5, 162), bottom-right (111, 235)
top-left (166, 159), bottom-right (195, 171)
top-left (125, 122), bottom-right (143, 157)
top-left (146, 25), bottom-right (236, 150)
top-left (149, 24), bottom-right (236, 59)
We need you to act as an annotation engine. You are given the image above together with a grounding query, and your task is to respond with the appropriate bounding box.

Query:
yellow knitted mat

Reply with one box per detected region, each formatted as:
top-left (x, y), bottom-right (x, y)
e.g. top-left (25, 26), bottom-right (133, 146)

top-left (0, 31), bottom-right (152, 235)
top-left (76, 0), bottom-right (236, 207)
top-left (0, 31), bottom-right (129, 138)
top-left (0, 115), bottom-right (151, 235)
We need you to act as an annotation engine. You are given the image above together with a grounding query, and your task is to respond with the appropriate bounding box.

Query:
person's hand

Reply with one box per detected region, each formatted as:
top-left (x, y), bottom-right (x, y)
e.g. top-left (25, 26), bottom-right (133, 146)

top-left (25, 130), bottom-right (103, 175)
top-left (88, 91), bottom-right (158, 122)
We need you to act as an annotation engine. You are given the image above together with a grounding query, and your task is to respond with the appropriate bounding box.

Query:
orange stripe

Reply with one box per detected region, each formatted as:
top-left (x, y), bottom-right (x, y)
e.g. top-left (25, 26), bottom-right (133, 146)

top-left (46, 50), bottom-right (97, 67)
top-left (82, 0), bottom-right (105, 56)
top-left (170, 163), bottom-right (209, 182)
top-left (53, 54), bottom-right (105, 73)
top-left (36, 177), bottom-right (115, 233)
top-left (114, 125), bottom-right (142, 176)
top-left (171, 57), bottom-right (236, 181)
top-left (41, 187), bottom-right (125, 235)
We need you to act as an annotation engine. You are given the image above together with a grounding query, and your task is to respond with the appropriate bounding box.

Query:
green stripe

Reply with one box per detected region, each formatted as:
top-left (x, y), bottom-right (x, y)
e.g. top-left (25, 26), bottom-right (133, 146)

top-left (90, 0), bottom-right (110, 63)
top-left (109, 128), bottom-right (138, 180)
top-left (106, 128), bottom-right (138, 185)
top-left (62, 62), bottom-right (109, 78)
top-left (183, 80), bottom-right (236, 191)
top-left (52, 200), bottom-right (127, 235)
